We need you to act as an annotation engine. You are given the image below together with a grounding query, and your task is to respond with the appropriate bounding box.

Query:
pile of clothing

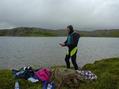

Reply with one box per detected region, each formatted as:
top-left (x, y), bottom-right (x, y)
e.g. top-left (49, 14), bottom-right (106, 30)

top-left (12, 66), bottom-right (55, 89)
top-left (12, 66), bottom-right (97, 89)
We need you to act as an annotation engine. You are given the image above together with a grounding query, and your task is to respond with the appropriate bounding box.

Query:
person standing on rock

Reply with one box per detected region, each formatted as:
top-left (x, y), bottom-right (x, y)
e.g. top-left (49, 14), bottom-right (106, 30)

top-left (59, 25), bottom-right (80, 70)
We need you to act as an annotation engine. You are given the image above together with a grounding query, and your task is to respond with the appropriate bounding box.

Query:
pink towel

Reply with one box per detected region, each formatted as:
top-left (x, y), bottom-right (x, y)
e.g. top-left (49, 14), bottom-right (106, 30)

top-left (35, 68), bottom-right (51, 81)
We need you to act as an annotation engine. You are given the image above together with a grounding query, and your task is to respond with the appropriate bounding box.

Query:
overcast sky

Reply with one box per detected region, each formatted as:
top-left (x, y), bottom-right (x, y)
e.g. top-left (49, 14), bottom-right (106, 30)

top-left (0, 0), bottom-right (119, 30)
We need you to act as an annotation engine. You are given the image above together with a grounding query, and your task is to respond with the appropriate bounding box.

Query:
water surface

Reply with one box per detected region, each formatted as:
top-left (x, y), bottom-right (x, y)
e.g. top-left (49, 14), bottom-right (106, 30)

top-left (0, 37), bottom-right (119, 69)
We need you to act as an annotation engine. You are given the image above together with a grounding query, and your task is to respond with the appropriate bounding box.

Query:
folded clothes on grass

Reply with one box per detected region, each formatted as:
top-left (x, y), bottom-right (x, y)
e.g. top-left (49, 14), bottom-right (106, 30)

top-left (76, 70), bottom-right (97, 80)
top-left (12, 66), bottom-right (54, 89)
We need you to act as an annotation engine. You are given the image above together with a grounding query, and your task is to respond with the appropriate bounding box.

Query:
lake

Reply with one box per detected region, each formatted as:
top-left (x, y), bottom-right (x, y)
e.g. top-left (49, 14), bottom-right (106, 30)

top-left (0, 37), bottom-right (119, 69)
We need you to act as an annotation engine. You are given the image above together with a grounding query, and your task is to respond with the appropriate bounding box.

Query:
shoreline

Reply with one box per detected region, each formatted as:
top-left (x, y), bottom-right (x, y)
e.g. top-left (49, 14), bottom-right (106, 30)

top-left (0, 56), bottom-right (119, 70)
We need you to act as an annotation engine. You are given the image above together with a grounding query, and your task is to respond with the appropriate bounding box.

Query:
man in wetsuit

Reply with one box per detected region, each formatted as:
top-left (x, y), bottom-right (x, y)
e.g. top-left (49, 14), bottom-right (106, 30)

top-left (59, 25), bottom-right (80, 70)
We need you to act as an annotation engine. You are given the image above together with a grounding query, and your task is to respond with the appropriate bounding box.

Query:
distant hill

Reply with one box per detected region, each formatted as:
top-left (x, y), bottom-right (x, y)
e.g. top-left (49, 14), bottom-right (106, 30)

top-left (79, 29), bottom-right (119, 37)
top-left (0, 27), bottom-right (119, 37)
top-left (0, 27), bottom-right (66, 36)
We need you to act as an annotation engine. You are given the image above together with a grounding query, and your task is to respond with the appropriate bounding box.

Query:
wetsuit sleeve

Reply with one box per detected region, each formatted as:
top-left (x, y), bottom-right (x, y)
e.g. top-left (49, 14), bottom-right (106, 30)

top-left (73, 33), bottom-right (80, 45)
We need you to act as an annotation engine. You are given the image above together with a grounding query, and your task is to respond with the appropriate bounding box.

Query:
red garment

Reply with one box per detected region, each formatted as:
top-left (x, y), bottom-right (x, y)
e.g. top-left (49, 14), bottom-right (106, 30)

top-left (35, 68), bottom-right (51, 81)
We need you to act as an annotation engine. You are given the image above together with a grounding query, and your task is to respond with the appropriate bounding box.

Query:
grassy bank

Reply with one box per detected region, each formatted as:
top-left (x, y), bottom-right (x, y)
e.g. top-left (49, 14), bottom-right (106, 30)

top-left (0, 58), bottom-right (119, 89)
top-left (0, 27), bottom-right (119, 37)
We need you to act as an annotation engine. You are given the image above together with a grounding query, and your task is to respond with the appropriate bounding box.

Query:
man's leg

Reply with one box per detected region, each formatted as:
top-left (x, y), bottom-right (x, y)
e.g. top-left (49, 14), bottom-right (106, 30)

top-left (71, 52), bottom-right (79, 70)
top-left (65, 54), bottom-right (70, 68)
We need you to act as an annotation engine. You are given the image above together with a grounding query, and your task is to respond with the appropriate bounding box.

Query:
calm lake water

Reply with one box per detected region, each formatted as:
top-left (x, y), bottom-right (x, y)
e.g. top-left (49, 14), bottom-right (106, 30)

top-left (0, 37), bottom-right (119, 69)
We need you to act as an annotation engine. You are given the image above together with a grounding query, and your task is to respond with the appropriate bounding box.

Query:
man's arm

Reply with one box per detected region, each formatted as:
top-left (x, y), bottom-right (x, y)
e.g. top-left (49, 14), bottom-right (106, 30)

top-left (59, 38), bottom-right (68, 47)
top-left (72, 33), bottom-right (80, 45)
top-left (64, 39), bottom-right (68, 46)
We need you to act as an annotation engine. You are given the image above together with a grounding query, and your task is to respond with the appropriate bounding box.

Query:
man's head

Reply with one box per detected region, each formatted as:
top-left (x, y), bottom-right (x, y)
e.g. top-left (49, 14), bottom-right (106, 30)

top-left (66, 25), bottom-right (74, 35)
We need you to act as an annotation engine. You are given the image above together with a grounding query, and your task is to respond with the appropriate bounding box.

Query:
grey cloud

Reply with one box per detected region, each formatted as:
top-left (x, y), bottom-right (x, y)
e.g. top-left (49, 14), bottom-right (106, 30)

top-left (0, 0), bottom-right (119, 30)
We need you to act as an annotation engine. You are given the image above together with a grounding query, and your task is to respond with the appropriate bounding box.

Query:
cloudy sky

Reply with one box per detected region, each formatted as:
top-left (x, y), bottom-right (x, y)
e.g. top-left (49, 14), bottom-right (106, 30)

top-left (0, 0), bottom-right (119, 30)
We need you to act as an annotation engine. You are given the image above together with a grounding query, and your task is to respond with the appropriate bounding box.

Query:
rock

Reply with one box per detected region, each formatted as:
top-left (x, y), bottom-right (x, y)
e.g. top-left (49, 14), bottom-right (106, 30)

top-left (50, 67), bottom-right (82, 89)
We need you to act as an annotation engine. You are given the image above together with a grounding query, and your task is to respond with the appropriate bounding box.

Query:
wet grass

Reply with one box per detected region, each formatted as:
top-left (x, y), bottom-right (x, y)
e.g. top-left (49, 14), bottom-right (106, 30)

top-left (0, 58), bottom-right (119, 89)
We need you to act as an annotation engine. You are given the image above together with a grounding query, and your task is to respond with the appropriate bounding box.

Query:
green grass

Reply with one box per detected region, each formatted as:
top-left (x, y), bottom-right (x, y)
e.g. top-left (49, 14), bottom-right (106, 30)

top-left (81, 58), bottom-right (119, 89)
top-left (0, 27), bottom-right (119, 37)
top-left (0, 58), bottom-right (119, 89)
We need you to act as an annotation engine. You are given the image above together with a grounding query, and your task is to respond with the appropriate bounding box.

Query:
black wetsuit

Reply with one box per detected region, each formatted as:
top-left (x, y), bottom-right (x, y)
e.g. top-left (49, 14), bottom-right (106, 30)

top-left (64, 32), bottom-right (80, 70)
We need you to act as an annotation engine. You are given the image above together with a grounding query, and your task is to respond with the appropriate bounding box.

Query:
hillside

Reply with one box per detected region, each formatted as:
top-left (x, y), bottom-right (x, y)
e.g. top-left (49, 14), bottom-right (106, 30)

top-left (0, 27), bottom-right (119, 37)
